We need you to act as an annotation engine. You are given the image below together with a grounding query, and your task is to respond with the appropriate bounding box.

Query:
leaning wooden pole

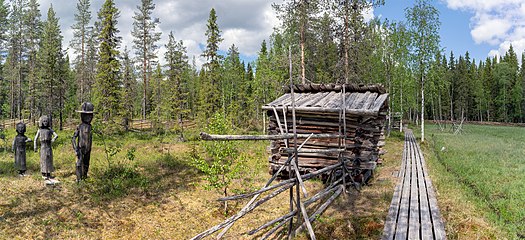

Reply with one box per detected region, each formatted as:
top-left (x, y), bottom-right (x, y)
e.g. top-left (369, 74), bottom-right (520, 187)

top-left (200, 132), bottom-right (340, 141)
top-left (287, 46), bottom-right (295, 238)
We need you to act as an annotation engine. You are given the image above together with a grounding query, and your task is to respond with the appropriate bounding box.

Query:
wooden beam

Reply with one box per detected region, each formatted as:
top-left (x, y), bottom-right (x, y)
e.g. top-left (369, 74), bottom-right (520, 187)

top-left (200, 132), bottom-right (341, 141)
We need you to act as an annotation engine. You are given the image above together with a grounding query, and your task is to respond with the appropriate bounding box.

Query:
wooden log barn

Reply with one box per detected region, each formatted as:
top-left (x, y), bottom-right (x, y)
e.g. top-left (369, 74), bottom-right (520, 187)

top-left (262, 83), bottom-right (389, 183)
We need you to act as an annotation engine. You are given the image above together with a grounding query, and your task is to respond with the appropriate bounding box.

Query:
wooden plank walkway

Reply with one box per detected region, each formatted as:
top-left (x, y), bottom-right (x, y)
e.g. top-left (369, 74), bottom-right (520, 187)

top-left (382, 129), bottom-right (446, 240)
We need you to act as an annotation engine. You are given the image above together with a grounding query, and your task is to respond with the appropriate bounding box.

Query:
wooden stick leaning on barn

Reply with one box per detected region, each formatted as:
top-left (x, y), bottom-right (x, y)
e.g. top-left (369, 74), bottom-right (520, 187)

top-left (194, 134), bottom-right (316, 239)
top-left (214, 133), bottom-right (314, 239)
top-left (192, 162), bottom-right (345, 240)
top-left (247, 177), bottom-right (344, 236)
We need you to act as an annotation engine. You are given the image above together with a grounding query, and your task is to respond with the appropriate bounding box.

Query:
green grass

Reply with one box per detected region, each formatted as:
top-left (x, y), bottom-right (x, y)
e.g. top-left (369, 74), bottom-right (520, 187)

top-left (422, 123), bottom-right (525, 239)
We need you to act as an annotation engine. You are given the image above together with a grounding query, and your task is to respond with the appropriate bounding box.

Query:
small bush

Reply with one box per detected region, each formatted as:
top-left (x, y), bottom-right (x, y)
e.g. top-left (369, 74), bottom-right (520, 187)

top-left (89, 164), bottom-right (148, 200)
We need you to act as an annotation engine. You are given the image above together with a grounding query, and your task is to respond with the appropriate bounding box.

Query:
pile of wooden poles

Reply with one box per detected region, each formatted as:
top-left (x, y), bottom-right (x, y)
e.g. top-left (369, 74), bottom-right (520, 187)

top-left (192, 134), bottom-right (355, 240)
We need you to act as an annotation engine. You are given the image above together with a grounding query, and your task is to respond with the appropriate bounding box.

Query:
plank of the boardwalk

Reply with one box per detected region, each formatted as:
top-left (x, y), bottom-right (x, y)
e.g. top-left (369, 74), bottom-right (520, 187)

top-left (394, 131), bottom-right (412, 240)
top-left (412, 132), bottom-right (433, 240)
top-left (381, 131), bottom-right (409, 240)
top-left (414, 140), bottom-right (447, 239)
top-left (408, 131), bottom-right (421, 239)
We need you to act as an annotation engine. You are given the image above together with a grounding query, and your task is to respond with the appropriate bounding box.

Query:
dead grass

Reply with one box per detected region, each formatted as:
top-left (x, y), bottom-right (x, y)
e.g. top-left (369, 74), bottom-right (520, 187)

top-left (0, 128), bottom-right (404, 239)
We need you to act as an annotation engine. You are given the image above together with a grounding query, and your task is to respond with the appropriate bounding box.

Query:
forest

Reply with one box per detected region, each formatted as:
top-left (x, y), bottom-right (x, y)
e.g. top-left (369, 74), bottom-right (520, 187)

top-left (0, 0), bottom-right (524, 132)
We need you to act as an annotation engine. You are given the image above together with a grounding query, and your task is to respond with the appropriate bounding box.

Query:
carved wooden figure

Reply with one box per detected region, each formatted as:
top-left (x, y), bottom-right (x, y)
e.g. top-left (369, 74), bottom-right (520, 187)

top-left (34, 115), bottom-right (58, 183)
top-left (72, 102), bottom-right (94, 182)
top-left (12, 122), bottom-right (31, 176)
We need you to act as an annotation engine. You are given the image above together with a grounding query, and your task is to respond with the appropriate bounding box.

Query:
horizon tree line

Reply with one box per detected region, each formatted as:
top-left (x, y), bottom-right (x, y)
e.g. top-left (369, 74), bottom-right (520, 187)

top-left (0, 0), bottom-right (524, 136)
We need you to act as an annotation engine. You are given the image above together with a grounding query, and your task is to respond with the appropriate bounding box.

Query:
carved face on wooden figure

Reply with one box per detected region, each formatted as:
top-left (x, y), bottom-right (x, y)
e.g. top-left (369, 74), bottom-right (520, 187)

top-left (39, 115), bottom-right (50, 128)
top-left (16, 122), bottom-right (26, 134)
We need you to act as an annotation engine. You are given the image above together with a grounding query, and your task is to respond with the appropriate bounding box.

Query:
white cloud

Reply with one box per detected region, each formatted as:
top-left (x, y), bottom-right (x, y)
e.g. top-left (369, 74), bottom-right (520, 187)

top-left (444, 0), bottom-right (525, 58)
top-left (38, 0), bottom-right (277, 69)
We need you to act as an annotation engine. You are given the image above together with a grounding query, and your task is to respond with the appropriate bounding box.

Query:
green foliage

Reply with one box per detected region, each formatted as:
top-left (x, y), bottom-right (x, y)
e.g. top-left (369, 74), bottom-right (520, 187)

top-left (198, 8), bottom-right (223, 123)
top-left (132, 0), bottom-right (161, 119)
top-left (89, 163), bottom-right (148, 200)
top-left (192, 112), bottom-right (246, 197)
top-left (70, 0), bottom-right (92, 103)
top-left (94, 0), bottom-right (121, 121)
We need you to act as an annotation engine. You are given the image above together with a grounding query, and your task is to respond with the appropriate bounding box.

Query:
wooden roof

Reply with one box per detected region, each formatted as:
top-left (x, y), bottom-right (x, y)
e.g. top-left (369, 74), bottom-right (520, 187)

top-left (263, 84), bottom-right (388, 116)
top-left (283, 83), bottom-right (386, 94)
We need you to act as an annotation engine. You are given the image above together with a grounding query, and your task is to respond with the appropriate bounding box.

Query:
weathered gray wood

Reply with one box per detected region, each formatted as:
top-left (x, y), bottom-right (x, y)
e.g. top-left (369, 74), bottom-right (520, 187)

top-left (381, 131), bottom-right (409, 240)
top-left (394, 131), bottom-right (412, 240)
top-left (261, 106), bottom-right (379, 116)
top-left (293, 185), bottom-right (344, 236)
top-left (383, 129), bottom-right (447, 240)
top-left (413, 133), bottom-right (432, 239)
top-left (218, 162), bottom-right (343, 202)
top-left (200, 132), bottom-right (341, 141)
top-left (408, 135), bottom-right (420, 239)
top-left (248, 181), bottom-right (342, 236)
top-left (191, 182), bottom-right (294, 240)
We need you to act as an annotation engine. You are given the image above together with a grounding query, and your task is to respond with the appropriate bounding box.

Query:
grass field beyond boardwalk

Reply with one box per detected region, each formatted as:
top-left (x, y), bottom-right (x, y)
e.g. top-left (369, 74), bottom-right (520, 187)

top-left (425, 123), bottom-right (525, 239)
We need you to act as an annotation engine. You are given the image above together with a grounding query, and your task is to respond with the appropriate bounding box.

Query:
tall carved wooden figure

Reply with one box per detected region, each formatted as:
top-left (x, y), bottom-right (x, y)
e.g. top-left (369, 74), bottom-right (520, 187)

top-left (34, 115), bottom-right (59, 184)
top-left (72, 102), bottom-right (94, 182)
top-left (13, 122), bottom-right (31, 177)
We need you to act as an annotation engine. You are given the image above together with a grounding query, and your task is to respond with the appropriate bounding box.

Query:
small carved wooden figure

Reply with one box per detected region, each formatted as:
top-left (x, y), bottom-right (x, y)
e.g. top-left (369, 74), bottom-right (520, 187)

top-left (72, 102), bottom-right (94, 182)
top-left (12, 122), bottom-right (31, 176)
top-left (34, 115), bottom-right (58, 183)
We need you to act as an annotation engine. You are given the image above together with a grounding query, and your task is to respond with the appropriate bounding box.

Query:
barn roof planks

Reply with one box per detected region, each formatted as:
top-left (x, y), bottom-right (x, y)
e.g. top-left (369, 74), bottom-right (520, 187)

top-left (263, 83), bottom-right (389, 181)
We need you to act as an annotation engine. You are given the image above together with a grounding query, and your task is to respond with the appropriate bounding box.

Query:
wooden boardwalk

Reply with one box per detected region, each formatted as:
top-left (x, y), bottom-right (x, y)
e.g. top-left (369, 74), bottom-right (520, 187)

top-left (382, 129), bottom-right (446, 240)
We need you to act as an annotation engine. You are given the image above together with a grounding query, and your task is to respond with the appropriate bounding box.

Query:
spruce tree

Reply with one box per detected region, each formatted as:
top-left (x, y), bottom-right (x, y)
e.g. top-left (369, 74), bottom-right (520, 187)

top-left (200, 8), bottom-right (223, 121)
top-left (95, 0), bottom-right (121, 121)
top-left (24, 0), bottom-right (41, 122)
top-left (37, 5), bottom-right (64, 124)
top-left (120, 47), bottom-right (137, 131)
top-left (131, 0), bottom-right (161, 120)
top-left (223, 44), bottom-right (245, 126)
top-left (164, 31), bottom-right (189, 138)
top-left (70, 0), bottom-right (92, 103)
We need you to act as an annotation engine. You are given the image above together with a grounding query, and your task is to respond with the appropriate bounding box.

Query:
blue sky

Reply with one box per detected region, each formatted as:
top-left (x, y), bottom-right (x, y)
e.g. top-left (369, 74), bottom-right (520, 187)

top-left (376, 0), bottom-right (525, 62)
top-left (37, 0), bottom-right (525, 67)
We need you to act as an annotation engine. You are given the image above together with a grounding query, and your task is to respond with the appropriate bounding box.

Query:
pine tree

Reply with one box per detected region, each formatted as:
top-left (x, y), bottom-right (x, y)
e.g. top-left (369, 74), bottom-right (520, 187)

top-left (131, 0), bottom-right (161, 120)
top-left (70, 0), bottom-right (92, 103)
top-left (24, 0), bottom-right (41, 122)
top-left (95, 0), bottom-right (121, 121)
top-left (334, 0), bottom-right (384, 83)
top-left (0, 0), bottom-right (8, 118)
top-left (313, 13), bottom-right (338, 83)
top-left (0, 0), bottom-right (8, 66)
top-left (5, 0), bottom-right (27, 120)
top-left (200, 8), bottom-right (223, 121)
top-left (37, 5), bottom-right (64, 125)
top-left (150, 63), bottom-right (162, 124)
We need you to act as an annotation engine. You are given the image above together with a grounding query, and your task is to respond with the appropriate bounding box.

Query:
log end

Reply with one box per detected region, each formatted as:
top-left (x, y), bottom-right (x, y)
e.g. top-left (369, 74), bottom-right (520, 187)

top-left (200, 132), bottom-right (211, 140)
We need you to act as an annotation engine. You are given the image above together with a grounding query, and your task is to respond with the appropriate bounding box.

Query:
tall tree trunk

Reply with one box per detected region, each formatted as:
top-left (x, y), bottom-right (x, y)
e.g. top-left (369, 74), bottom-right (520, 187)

top-left (343, 0), bottom-right (349, 84)
top-left (300, 0), bottom-right (306, 84)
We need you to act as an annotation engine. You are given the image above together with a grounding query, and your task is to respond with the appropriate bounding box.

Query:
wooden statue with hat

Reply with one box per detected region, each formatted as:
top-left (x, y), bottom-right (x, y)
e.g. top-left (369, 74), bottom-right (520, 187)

top-left (72, 102), bottom-right (94, 182)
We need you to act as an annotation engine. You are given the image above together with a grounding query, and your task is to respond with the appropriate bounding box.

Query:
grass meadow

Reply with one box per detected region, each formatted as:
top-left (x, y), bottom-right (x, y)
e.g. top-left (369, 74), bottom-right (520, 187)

top-left (421, 123), bottom-right (525, 239)
top-left (0, 124), bottom-right (401, 239)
